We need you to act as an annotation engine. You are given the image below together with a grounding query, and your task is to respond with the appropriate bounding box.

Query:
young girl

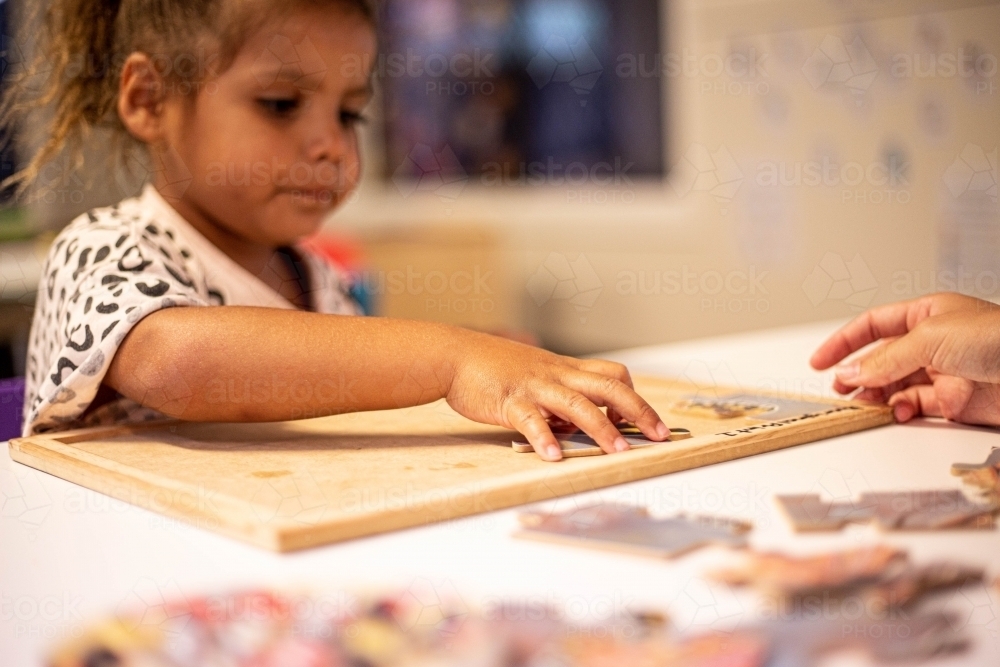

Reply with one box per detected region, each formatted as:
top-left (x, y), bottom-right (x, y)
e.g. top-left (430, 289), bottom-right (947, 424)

top-left (12, 0), bottom-right (672, 460)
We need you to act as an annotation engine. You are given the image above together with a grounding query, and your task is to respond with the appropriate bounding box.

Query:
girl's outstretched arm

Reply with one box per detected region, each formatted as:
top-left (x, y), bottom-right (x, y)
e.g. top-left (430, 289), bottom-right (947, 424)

top-left (105, 306), bottom-right (672, 461)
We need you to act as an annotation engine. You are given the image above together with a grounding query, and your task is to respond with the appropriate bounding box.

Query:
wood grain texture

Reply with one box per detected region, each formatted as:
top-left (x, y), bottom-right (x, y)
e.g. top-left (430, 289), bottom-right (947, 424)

top-left (8, 377), bottom-right (893, 551)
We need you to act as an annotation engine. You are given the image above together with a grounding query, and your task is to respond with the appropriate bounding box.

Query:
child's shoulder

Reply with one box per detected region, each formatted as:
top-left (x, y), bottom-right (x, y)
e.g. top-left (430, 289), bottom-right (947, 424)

top-left (46, 195), bottom-right (155, 265)
top-left (44, 190), bottom-right (198, 280)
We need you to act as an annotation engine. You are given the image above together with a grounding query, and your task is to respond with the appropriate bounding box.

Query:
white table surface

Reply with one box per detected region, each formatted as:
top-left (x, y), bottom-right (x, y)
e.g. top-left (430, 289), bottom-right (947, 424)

top-left (3, 319), bottom-right (1000, 666)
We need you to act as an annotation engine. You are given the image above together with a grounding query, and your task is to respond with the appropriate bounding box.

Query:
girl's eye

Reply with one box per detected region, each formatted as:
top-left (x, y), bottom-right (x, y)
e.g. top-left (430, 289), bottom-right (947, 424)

top-left (340, 110), bottom-right (366, 128)
top-left (258, 98), bottom-right (299, 115)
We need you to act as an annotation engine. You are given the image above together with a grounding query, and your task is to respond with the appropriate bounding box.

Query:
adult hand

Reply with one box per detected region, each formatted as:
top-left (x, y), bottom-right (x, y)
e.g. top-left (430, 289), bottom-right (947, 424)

top-left (810, 293), bottom-right (1000, 426)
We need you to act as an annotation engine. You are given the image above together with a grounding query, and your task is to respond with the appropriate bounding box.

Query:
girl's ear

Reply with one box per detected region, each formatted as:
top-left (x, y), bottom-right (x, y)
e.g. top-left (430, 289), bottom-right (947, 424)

top-left (118, 53), bottom-right (168, 143)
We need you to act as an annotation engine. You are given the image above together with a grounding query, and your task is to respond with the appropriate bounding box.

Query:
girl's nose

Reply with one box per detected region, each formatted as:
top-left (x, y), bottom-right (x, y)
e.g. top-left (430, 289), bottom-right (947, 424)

top-left (305, 115), bottom-right (350, 165)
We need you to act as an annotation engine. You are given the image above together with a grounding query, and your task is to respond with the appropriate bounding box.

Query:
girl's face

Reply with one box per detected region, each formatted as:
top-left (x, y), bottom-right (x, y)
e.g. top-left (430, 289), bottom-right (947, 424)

top-left (163, 6), bottom-right (376, 246)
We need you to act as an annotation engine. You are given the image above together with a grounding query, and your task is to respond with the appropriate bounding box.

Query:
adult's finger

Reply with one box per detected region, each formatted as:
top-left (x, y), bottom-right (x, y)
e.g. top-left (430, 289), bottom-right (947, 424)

top-left (834, 327), bottom-right (937, 390)
top-left (851, 368), bottom-right (933, 402)
top-left (506, 398), bottom-right (563, 461)
top-left (810, 300), bottom-right (921, 370)
top-left (559, 370), bottom-right (670, 441)
top-left (886, 384), bottom-right (941, 422)
top-left (830, 337), bottom-right (901, 394)
top-left (933, 376), bottom-right (1000, 426)
top-left (537, 384), bottom-right (633, 454)
top-left (887, 375), bottom-right (1000, 427)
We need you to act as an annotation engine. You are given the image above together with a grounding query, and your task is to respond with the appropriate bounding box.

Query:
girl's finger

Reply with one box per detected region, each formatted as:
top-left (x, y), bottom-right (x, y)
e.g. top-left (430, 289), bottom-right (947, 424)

top-left (536, 384), bottom-right (633, 454)
top-left (558, 370), bottom-right (669, 442)
top-left (506, 398), bottom-right (563, 461)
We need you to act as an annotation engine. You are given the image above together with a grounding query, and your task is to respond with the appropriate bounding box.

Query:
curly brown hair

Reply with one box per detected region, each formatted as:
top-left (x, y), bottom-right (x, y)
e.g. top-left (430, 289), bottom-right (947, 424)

top-left (1, 0), bottom-right (376, 194)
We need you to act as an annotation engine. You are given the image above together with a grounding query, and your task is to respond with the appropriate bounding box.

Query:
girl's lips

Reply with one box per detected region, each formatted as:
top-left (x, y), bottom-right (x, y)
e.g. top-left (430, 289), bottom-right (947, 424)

top-left (283, 188), bottom-right (340, 203)
top-left (285, 188), bottom-right (333, 195)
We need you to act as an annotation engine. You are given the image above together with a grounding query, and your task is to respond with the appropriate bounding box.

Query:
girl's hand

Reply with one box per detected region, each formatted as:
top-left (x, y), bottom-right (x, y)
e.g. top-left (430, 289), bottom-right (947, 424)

top-left (810, 292), bottom-right (1000, 427)
top-left (445, 330), bottom-right (672, 461)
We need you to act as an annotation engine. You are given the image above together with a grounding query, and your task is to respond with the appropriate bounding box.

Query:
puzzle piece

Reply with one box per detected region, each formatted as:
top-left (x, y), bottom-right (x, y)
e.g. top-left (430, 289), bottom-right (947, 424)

top-left (511, 423), bottom-right (692, 456)
top-left (714, 545), bottom-right (906, 595)
top-left (870, 560), bottom-right (984, 611)
top-left (516, 503), bottom-right (750, 558)
top-left (671, 394), bottom-right (834, 421)
top-left (775, 490), bottom-right (996, 532)
top-left (952, 448), bottom-right (1000, 493)
top-left (714, 546), bottom-right (982, 611)
top-left (758, 612), bottom-right (968, 666)
top-left (563, 631), bottom-right (769, 667)
top-left (774, 493), bottom-right (874, 530)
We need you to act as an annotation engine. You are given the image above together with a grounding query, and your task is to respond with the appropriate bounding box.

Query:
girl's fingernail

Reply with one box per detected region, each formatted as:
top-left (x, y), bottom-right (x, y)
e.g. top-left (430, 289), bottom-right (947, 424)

top-left (614, 437), bottom-right (629, 452)
top-left (893, 403), bottom-right (912, 422)
top-left (655, 421), bottom-right (671, 439)
top-left (835, 362), bottom-right (860, 383)
top-left (546, 444), bottom-right (562, 460)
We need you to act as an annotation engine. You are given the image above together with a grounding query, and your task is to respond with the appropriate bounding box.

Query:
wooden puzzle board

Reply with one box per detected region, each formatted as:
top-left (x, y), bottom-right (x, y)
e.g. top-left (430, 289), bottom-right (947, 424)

top-left (8, 377), bottom-right (892, 552)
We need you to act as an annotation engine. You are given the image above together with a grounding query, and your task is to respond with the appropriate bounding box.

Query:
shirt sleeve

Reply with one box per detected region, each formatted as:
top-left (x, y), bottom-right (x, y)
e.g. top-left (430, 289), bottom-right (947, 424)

top-left (23, 219), bottom-right (209, 435)
top-left (298, 245), bottom-right (362, 316)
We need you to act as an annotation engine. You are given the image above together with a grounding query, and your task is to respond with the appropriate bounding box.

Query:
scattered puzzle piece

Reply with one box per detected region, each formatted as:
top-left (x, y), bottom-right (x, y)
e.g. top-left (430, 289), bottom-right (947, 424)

top-left (50, 585), bottom-right (971, 667)
top-left (564, 631), bottom-right (769, 667)
top-left (757, 612), bottom-right (968, 666)
top-left (516, 503), bottom-right (750, 558)
top-left (870, 560), bottom-right (984, 611)
top-left (775, 490), bottom-right (996, 532)
top-left (714, 546), bottom-right (983, 612)
top-left (775, 493), bottom-right (874, 531)
top-left (714, 545), bottom-right (906, 595)
top-left (952, 448), bottom-right (1000, 494)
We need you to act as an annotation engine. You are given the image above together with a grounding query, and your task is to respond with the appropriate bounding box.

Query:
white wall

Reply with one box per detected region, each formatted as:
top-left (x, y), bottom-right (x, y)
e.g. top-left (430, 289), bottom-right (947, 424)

top-left (330, 0), bottom-right (1000, 354)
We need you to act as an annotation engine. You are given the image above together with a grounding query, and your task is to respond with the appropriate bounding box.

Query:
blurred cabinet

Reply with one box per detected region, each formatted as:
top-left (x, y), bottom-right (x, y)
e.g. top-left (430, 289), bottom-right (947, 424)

top-left (358, 226), bottom-right (518, 333)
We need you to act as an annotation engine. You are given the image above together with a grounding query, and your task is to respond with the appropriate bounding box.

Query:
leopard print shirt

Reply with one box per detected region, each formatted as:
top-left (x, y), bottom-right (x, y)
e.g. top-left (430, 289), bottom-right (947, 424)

top-left (23, 184), bottom-right (359, 436)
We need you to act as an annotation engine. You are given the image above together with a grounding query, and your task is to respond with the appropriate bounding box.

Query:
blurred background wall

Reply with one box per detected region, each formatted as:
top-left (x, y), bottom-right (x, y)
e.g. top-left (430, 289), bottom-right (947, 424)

top-left (0, 0), bottom-right (998, 375)
top-left (333, 0), bottom-right (1000, 355)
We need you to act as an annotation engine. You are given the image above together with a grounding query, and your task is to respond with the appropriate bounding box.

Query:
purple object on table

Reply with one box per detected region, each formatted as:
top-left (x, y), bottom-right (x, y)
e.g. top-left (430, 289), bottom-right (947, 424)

top-left (0, 377), bottom-right (25, 441)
